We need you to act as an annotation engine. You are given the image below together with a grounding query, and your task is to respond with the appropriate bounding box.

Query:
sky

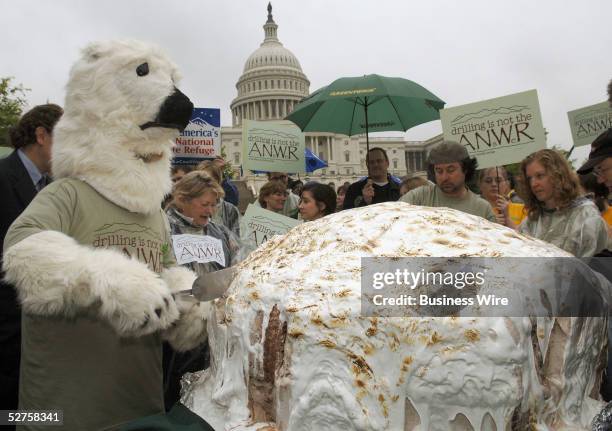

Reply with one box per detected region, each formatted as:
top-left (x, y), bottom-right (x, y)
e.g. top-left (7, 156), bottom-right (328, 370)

top-left (2, 0), bottom-right (611, 165)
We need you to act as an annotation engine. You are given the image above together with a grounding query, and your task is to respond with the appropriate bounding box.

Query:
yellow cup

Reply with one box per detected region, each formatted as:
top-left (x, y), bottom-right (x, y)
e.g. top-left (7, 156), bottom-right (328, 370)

top-left (507, 203), bottom-right (526, 225)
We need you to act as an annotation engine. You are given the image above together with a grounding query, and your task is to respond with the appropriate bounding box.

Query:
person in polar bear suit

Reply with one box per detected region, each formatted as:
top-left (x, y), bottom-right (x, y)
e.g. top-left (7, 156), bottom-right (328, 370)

top-left (2, 40), bottom-right (211, 431)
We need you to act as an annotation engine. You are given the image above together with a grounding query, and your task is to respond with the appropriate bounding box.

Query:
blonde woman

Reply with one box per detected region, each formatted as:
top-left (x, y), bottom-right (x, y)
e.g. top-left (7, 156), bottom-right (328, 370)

top-left (164, 171), bottom-right (239, 407)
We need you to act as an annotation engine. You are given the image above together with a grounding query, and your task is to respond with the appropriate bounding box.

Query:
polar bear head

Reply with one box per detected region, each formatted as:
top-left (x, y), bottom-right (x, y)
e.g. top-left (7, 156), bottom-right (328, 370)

top-left (52, 40), bottom-right (194, 214)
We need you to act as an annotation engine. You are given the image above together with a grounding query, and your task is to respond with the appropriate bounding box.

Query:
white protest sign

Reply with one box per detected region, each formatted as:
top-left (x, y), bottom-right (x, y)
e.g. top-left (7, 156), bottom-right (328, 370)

top-left (567, 101), bottom-right (612, 148)
top-left (242, 119), bottom-right (305, 173)
top-left (171, 234), bottom-right (225, 267)
top-left (440, 90), bottom-right (546, 168)
top-left (240, 204), bottom-right (301, 247)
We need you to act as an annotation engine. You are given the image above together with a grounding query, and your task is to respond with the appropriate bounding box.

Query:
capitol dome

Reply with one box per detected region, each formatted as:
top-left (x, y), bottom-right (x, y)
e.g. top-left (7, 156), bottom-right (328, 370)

top-left (243, 43), bottom-right (303, 74)
top-left (230, 3), bottom-right (310, 127)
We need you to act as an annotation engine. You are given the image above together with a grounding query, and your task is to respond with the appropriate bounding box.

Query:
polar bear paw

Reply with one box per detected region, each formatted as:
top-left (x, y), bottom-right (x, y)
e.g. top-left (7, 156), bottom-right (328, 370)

top-left (88, 251), bottom-right (180, 337)
top-left (163, 300), bottom-right (212, 351)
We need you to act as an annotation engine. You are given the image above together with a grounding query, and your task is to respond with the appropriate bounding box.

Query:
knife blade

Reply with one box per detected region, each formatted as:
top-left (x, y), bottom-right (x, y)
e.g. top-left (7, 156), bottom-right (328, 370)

top-left (191, 267), bottom-right (238, 301)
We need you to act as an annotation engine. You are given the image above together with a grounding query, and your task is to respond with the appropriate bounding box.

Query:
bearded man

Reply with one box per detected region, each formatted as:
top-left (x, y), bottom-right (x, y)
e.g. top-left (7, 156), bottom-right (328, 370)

top-left (400, 141), bottom-right (496, 222)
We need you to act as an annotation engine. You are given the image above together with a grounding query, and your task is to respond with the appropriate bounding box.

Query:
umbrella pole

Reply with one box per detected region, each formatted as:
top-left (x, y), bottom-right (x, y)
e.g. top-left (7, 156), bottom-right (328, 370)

top-left (364, 98), bottom-right (370, 153)
top-left (364, 98), bottom-right (371, 177)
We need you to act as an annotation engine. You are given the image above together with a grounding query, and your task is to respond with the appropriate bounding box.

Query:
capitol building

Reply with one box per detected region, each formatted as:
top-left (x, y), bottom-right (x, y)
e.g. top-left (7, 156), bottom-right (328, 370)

top-left (220, 4), bottom-right (442, 192)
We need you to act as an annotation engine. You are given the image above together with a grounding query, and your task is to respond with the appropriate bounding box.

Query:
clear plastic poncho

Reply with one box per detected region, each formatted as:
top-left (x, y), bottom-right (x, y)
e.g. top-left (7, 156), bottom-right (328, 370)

top-left (518, 197), bottom-right (608, 257)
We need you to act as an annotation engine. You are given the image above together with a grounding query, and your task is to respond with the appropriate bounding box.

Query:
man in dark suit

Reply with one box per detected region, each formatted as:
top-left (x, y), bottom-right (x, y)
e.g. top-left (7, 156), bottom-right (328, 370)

top-left (343, 147), bottom-right (401, 210)
top-left (0, 104), bottom-right (62, 415)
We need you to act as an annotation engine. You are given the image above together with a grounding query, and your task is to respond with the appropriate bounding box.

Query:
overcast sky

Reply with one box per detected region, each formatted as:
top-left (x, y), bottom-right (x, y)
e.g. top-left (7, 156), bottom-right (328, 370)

top-left (2, 0), bottom-right (611, 164)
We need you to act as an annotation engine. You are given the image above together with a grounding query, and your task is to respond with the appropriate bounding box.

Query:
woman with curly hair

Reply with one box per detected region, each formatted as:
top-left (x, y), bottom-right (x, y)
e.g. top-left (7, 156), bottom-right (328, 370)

top-left (517, 149), bottom-right (607, 257)
top-left (257, 180), bottom-right (290, 216)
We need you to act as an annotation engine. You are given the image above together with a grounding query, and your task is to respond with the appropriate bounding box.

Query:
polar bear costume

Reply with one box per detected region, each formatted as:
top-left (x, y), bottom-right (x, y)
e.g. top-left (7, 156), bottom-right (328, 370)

top-left (2, 40), bottom-right (209, 430)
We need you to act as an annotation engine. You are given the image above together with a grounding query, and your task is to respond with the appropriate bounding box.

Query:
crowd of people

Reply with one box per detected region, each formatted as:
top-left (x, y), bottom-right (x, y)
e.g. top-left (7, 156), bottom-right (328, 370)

top-left (1, 84), bottom-right (612, 419)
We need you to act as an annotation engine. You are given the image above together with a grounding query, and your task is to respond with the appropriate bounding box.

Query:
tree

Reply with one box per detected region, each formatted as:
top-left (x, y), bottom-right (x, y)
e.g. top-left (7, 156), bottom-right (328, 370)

top-left (0, 77), bottom-right (29, 147)
top-left (550, 145), bottom-right (578, 170)
top-left (219, 145), bottom-right (238, 179)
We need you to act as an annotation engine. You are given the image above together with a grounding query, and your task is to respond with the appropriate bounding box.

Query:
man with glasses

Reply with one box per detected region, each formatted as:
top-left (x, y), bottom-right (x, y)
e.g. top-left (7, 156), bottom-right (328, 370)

top-left (576, 127), bottom-right (612, 400)
top-left (401, 141), bottom-right (496, 222)
top-left (577, 129), bottom-right (612, 193)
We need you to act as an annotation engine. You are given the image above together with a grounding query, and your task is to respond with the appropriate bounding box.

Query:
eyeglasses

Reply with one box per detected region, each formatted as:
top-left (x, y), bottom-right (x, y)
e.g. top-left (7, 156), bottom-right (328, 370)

top-left (482, 177), bottom-right (507, 185)
top-left (593, 165), bottom-right (612, 179)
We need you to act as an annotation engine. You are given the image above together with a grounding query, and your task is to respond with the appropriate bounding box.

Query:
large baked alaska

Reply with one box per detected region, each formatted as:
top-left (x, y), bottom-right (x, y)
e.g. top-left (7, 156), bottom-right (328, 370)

top-left (183, 202), bottom-right (607, 430)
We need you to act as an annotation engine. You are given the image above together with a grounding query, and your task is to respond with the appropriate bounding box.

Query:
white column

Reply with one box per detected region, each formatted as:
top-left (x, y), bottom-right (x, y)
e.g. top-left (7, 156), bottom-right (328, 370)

top-left (275, 100), bottom-right (279, 119)
top-left (268, 100), bottom-right (272, 119)
top-left (327, 136), bottom-right (332, 161)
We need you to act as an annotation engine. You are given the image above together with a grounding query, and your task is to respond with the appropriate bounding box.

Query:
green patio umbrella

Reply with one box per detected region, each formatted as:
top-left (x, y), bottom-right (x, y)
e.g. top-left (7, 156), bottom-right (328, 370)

top-left (285, 74), bottom-right (445, 152)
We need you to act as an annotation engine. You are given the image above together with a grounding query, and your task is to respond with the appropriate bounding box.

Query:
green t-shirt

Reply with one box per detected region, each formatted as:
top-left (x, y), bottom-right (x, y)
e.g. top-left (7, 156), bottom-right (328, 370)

top-left (400, 184), bottom-right (497, 222)
top-left (4, 178), bottom-right (173, 431)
